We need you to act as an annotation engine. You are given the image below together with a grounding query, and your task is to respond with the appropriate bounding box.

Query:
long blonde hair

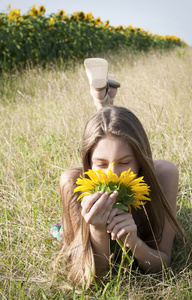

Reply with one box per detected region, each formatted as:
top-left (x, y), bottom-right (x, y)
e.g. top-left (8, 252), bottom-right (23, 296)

top-left (59, 106), bottom-right (188, 289)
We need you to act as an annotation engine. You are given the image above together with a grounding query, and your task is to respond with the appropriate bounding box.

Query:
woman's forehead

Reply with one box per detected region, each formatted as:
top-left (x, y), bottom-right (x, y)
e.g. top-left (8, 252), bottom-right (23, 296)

top-left (92, 135), bottom-right (134, 158)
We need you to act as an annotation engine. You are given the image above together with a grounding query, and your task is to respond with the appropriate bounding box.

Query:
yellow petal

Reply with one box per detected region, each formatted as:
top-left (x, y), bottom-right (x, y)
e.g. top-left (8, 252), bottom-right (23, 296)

top-left (77, 192), bottom-right (91, 201)
top-left (134, 195), bottom-right (151, 201)
top-left (95, 169), bottom-right (108, 183)
top-left (74, 184), bottom-right (94, 193)
top-left (76, 177), bottom-right (94, 187)
top-left (119, 169), bottom-right (137, 185)
top-left (84, 169), bottom-right (100, 184)
top-left (108, 169), bottom-right (119, 182)
top-left (132, 186), bottom-right (149, 195)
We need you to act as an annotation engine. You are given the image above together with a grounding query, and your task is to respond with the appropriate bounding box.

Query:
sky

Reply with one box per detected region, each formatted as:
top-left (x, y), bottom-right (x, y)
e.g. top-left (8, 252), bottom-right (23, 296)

top-left (1, 0), bottom-right (192, 45)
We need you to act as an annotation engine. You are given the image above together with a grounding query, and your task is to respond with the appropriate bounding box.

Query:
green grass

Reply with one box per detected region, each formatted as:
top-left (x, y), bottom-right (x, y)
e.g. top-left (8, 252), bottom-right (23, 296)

top-left (0, 47), bottom-right (192, 299)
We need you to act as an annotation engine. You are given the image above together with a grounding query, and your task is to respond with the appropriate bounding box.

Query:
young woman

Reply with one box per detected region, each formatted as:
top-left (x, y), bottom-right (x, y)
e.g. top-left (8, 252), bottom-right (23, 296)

top-left (58, 58), bottom-right (188, 289)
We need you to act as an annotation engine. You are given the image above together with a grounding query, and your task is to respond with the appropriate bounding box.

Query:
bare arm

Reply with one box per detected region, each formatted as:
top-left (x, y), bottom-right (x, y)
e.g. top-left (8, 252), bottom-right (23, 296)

top-left (81, 191), bottom-right (118, 274)
top-left (137, 160), bottom-right (178, 271)
top-left (107, 160), bottom-right (179, 272)
top-left (89, 225), bottom-right (110, 274)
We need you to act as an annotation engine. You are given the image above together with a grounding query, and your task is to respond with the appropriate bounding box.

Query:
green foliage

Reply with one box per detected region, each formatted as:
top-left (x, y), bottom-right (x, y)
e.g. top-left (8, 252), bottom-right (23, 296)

top-left (0, 5), bottom-right (186, 71)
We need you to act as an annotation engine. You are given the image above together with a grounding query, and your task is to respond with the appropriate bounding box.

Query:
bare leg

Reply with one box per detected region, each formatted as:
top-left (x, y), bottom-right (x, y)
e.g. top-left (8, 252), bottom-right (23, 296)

top-left (84, 58), bottom-right (120, 110)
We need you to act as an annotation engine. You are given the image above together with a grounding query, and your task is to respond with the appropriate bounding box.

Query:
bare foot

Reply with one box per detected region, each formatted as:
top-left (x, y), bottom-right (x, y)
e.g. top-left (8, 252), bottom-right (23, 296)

top-left (108, 87), bottom-right (117, 101)
top-left (91, 86), bottom-right (118, 110)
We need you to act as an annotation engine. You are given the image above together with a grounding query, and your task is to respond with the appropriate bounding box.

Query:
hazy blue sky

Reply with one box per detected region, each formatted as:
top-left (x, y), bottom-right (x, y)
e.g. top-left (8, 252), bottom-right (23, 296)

top-left (1, 0), bottom-right (192, 45)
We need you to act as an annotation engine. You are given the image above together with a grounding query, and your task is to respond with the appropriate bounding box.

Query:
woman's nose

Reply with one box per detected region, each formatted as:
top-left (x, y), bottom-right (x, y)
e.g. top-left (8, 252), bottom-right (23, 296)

top-left (109, 163), bottom-right (120, 177)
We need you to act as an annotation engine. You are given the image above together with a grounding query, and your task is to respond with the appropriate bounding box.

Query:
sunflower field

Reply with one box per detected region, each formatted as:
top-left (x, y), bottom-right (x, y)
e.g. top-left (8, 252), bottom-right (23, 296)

top-left (0, 4), bottom-right (186, 71)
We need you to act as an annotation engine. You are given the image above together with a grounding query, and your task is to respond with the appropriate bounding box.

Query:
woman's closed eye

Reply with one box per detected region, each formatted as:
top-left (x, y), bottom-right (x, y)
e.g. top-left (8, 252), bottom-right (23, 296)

top-left (119, 161), bottom-right (131, 165)
top-left (95, 161), bottom-right (131, 168)
top-left (96, 163), bottom-right (108, 168)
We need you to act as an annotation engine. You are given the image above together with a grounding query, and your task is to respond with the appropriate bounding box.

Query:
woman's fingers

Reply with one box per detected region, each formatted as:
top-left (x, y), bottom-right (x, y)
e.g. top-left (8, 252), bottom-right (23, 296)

top-left (107, 207), bottom-right (125, 224)
top-left (99, 191), bottom-right (119, 218)
top-left (106, 210), bottom-right (138, 247)
top-left (107, 215), bottom-right (133, 234)
top-left (111, 223), bottom-right (137, 240)
top-left (81, 192), bottom-right (112, 216)
top-left (107, 209), bottom-right (132, 231)
top-left (81, 191), bottom-right (119, 226)
top-left (81, 191), bottom-right (103, 216)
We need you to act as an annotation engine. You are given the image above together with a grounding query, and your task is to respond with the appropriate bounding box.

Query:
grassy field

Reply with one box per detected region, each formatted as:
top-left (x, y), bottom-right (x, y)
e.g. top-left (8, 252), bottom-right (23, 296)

top-left (0, 47), bottom-right (192, 299)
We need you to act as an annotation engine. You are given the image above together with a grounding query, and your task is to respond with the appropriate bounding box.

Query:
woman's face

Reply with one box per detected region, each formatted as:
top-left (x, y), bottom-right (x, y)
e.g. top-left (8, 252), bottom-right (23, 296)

top-left (91, 135), bottom-right (140, 177)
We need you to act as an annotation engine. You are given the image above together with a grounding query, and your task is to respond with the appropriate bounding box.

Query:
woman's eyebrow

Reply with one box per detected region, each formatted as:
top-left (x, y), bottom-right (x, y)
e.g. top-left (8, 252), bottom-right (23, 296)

top-left (119, 154), bottom-right (134, 159)
top-left (92, 154), bottom-right (134, 161)
top-left (91, 158), bottom-right (107, 161)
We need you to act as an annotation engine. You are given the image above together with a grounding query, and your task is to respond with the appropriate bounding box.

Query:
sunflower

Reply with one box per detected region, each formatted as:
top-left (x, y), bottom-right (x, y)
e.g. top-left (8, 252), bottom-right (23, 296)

top-left (37, 5), bottom-right (45, 15)
top-left (74, 163), bottom-right (151, 212)
top-left (49, 17), bottom-right (55, 25)
top-left (29, 5), bottom-right (38, 17)
top-left (8, 9), bottom-right (21, 21)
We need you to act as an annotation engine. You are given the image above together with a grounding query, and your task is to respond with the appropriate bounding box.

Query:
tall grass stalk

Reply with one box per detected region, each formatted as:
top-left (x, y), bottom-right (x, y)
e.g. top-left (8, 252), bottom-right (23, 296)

top-left (0, 47), bottom-right (192, 299)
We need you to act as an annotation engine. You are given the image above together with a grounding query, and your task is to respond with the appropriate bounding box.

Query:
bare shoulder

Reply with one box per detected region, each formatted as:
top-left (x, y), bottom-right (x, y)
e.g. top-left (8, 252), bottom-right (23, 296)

top-left (153, 159), bottom-right (179, 209)
top-left (153, 160), bottom-right (179, 184)
top-left (60, 167), bottom-right (82, 189)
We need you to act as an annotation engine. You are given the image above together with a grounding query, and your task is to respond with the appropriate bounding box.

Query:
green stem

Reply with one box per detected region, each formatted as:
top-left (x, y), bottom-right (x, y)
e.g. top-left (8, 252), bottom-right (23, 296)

top-left (116, 238), bottom-right (131, 264)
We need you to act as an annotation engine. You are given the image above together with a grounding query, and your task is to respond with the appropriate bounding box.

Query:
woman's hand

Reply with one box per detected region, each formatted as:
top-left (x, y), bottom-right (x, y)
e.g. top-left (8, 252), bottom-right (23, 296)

top-left (106, 208), bottom-right (140, 249)
top-left (81, 191), bottom-right (118, 273)
top-left (81, 191), bottom-right (119, 229)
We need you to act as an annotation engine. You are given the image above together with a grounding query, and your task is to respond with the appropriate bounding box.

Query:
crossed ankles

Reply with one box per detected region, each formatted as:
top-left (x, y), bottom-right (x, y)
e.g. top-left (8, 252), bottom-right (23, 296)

top-left (84, 58), bottom-right (120, 109)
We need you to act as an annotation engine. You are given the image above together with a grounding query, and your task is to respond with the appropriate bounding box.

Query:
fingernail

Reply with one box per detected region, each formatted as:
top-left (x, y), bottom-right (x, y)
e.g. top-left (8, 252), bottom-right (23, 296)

top-left (111, 191), bottom-right (118, 197)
